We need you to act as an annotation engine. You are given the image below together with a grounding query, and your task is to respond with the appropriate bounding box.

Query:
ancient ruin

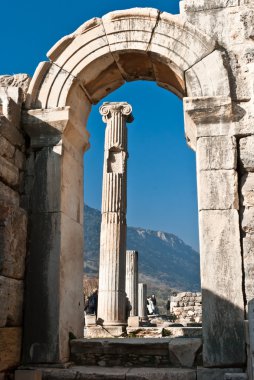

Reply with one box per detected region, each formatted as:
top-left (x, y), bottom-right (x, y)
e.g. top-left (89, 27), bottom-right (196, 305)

top-left (126, 250), bottom-right (139, 317)
top-left (97, 102), bottom-right (133, 331)
top-left (1, 1), bottom-right (254, 379)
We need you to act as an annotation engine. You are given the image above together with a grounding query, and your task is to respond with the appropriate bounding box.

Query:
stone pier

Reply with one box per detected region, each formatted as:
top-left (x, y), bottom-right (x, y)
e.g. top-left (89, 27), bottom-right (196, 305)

top-left (126, 250), bottom-right (139, 317)
top-left (97, 102), bottom-right (133, 330)
top-left (138, 283), bottom-right (147, 320)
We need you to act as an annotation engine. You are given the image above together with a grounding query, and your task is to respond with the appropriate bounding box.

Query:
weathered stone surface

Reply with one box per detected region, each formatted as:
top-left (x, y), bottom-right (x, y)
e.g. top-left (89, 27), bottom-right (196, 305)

top-left (41, 367), bottom-right (196, 380)
top-left (170, 293), bottom-right (202, 324)
top-left (0, 156), bottom-right (19, 188)
top-left (0, 327), bottom-right (22, 371)
top-left (0, 115), bottom-right (24, 147)
top-left (243, 234), bottom-right (254, 304)
top-left (0, 276), bottom-right (23, 327)
top-left (197, 136), bottom-right (236, 170)
top-left (197, 368), bottom-right (243, 380)
top-left (241, 173), bottom-right (254, 207)
top-left (182, 0), bottom-right (238, 12)
top-left (128, 316), bottom-right (140, 328)
top-left (240, 136), bottom-right (254, 171)
top-left (199, 209), bottom-right (245, 366)
top-left (224, 374), bottom-right (248, 380)
top-left (138, 283), bottom-right (147, 319)
top-left (168, 338), bottom-right (202, 367)
top-left (30, 147), bottom-right (61, 213)
top-left (23, 211), bottom-right (84, 363)
top-left (126, 250), bottom-right (138, 317)
top-left (197, 170), bottom-right (238, 210)
top-left (0, 181), bottom-right (19, 206)
top-left (14, 149), bottom-right (25, 170)
top-left (0, 74), bottom-right (31, 98)
top-left (0, 135), bottom-right (15, 160)
top-left (242, 208), bottom-right (254, 234)
top-left (97, 103), bottom-right (133, 328)
top-left (186, 51), bottom-right (230, 97)
top-left (126, 368), bottom-right (196, 380)
top-left (0, 205), bottom-right (27, 279)
top-left (15, 370), bottom-right (42, 380)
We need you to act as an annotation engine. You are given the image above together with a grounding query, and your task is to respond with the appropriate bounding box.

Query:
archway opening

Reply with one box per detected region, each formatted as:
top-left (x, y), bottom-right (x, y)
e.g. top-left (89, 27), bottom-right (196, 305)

top-left (83, 80), bottom-right (200, 318)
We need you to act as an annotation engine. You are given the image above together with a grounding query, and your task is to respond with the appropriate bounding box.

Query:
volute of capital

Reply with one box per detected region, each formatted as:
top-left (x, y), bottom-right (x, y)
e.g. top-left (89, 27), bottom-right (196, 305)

top-left (99, 102), bottom-right (134, 123)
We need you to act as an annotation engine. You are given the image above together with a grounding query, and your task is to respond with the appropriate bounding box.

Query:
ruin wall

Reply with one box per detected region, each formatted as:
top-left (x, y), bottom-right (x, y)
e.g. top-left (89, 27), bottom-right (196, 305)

top-left (170, 292), bottom-right (202, 324)
top-left (0, 75), bottom-right (30, 371)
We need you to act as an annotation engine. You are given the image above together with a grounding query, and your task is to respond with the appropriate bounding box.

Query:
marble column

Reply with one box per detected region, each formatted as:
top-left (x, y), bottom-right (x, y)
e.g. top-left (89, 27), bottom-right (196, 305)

top-left (97, 102), bottom-right (133, 327)
top-left (126, 250), bottom-right (139, 316)
top-left (138, 283), bottom-right (147, 319)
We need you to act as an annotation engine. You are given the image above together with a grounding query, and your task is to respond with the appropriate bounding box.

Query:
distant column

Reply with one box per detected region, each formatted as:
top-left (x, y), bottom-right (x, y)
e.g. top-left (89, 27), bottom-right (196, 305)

top-left (126, 250), bottom-right (139, 316)
top-left (97, 102), bottom-right (133, 327)
top-left (138, 283), bottom-right (147, 319)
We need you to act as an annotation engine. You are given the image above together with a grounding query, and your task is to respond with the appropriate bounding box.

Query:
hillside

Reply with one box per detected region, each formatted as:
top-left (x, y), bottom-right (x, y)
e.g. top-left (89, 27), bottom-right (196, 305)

top-left (84, 204), bottom-right (200, 306)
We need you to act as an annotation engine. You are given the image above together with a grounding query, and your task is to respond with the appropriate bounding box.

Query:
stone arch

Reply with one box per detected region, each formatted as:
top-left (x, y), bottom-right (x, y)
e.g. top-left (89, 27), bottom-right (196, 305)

top-left (23, 7), bottom-right (245, 369)
top-left (25, 7), bottom-right (229, 110)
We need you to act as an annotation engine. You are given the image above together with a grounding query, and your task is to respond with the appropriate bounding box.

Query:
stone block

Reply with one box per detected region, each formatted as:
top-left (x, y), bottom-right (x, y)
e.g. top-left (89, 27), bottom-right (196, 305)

top-left (0, 205), bottom-right (27, 279)
top-left (197, 368), bottom-right (243, 380)
top-left (128, 316), bottom-right (140, 327)
top-left (197, 170), bottom-right (238, 210)
top-left (0, 135), bottom-right (15, 160)
top-left (242, 208), bottom-right (254, 234)
top-left (15, 370), bottom-right (42, 380)
top-left (0, 156), bottom-right (19, 188)
top-left (0, 276), bottom-right (23, 327)
top-left (186, 50), bottom-right (230, 98)
top-left (224, 374), bottom-right (247, 380)
top-left (85, 314), bottom-right (96, 327)
top-left (62, 149), bottom-right (83, 223)
top-left (199, 209), bottom-right (245, 366)
top-left (0, 75), bottom-right (31, 101)
top-left (127, 368), bottom-right (196, 380)
top-left (240, 136), bottom-right (254, 172)
top-left (168, 338), bottom-right (202, 367)
top-left (243, 235), bottom-right (254, 304)
top-left (14, 149), bottom-right (25, 170)
top-left (197, 136), bottom-right (236, 170)
top-left (0, 181), bottom-right (19, 206)
top-left (0, 327), bottom-right (22, 371)
top-left (30, 147), bottom-right (61, 212)
top-left (241, 173), bottom-right (254, 207)
top-left (0, 115), bottom-right (24, 147)
top-left (182, 0), bottom-right (238, 12)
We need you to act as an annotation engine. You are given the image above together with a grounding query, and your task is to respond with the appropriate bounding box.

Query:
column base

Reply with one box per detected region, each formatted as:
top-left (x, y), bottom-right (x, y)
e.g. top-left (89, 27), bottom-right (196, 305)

top-left (85, 325), bottom-right (126, 338)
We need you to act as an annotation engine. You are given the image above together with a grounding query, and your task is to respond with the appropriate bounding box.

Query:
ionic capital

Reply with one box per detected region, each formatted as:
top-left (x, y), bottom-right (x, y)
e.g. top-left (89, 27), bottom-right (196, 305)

top-left (99, 102), bottom-right (134, 123)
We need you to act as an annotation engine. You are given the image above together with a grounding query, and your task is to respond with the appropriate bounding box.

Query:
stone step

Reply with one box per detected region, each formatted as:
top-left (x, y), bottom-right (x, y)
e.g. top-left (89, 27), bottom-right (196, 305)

top-left (126, 326), bottom-right (202, 338)
top-left (70, 337), bottom-right (202, 368)
top-left (224, 374), bottom-right (248, 380)
top-left (39, 366), bottom-right (197, 380)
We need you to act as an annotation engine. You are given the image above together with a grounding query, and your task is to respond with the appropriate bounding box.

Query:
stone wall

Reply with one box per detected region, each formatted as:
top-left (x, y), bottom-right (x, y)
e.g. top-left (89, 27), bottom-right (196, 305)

top-left (0, 75), bottom-right (30, 371)
top-left (170, 292), bottom-right (202, 324)
top-left (239, 136), bottom-right (254, 308)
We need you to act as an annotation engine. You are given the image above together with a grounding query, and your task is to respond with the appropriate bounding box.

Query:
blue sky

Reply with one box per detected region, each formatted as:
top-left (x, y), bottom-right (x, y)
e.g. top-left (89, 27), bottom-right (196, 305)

top-left (1, 0), bottom-right (199, 251)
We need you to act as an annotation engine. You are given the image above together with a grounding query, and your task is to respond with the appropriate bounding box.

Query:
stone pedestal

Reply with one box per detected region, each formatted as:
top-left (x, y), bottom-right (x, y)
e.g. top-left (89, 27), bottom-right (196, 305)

top-left (138, 283), bottom-right (147, 320)
top-left (125, 250), bottom-right (138, 317)
top-left (97, 102), bottom-right (133, 327)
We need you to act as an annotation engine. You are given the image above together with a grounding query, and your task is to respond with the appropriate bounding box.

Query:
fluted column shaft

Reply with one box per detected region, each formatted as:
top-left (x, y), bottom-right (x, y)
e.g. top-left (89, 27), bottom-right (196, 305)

top-left (138, 283), bottom-right (147, 319)
top-left (126, 250), bottom-right (139, 316)
top-left (97, 102), bottom-right (133, 326)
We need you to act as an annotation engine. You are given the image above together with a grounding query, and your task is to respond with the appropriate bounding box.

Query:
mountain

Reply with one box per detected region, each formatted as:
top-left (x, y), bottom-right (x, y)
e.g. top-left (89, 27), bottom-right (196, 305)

top-left (84, 204), bottom-right (200, 306)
